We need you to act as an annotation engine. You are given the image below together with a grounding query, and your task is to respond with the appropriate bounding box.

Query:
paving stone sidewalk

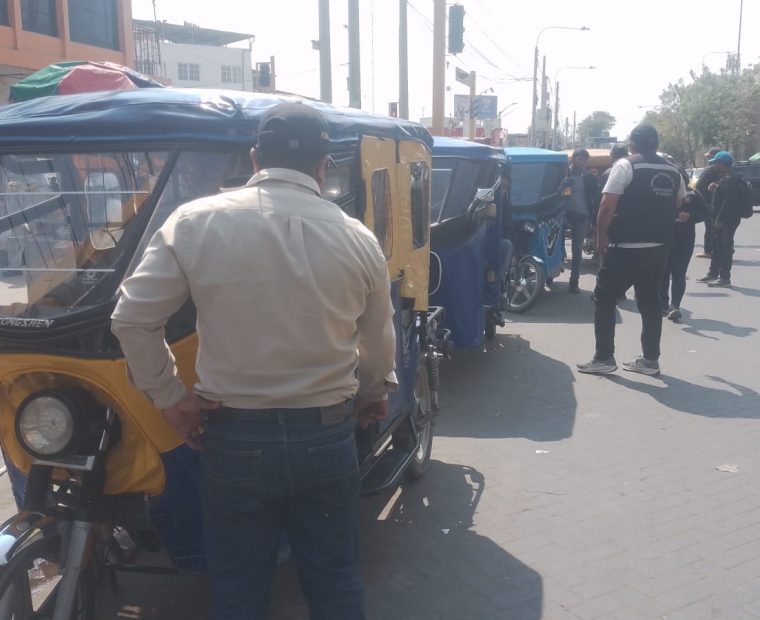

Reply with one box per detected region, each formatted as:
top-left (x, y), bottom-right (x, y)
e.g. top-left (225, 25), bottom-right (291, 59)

top-left (2, 218), bottom-right (759, 619)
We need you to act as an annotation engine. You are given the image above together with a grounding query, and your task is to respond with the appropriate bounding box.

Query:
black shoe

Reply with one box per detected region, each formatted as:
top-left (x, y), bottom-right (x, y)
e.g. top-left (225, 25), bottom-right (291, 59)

top-left (569, 281), bottom-right (580, 294)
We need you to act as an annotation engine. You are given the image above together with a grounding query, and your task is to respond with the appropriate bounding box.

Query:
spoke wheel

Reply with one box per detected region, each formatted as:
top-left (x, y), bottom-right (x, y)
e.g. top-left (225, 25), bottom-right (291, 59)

top-left (0, 535), bottom-right (95, 620)
top-left (506, 257), bottom-right (545, 313)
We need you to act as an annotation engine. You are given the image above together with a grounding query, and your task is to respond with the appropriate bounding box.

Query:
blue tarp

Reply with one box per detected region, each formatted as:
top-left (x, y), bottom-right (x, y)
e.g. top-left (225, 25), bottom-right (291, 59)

top-left (434, 136), bottom-right (508, 161)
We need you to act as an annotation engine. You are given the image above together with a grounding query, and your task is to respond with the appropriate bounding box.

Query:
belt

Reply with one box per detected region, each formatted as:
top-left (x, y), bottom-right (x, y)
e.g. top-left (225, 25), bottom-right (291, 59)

top-left (208, 400), bottom-right (353, 426)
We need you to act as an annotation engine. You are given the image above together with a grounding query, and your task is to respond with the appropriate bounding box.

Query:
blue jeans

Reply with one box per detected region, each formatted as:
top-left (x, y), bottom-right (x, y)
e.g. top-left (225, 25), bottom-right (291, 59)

top-left (200, 405), bottom-right (365, 620)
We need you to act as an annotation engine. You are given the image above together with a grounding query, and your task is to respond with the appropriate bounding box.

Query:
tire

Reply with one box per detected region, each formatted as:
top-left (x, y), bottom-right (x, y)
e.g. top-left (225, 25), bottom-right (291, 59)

top-left (0, 534), bottom-right (95, 620)
top-left (394, 363), bottom-right (434, 481)
top-left (506, 257), bottom-right (546, 313)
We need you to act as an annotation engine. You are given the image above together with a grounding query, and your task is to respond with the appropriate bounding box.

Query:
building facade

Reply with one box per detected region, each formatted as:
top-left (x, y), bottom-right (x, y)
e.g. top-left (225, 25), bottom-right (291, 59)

top-left (133, 20), bottom-right (254, 92)
top-left (0, 0), bottom-right (134, 101)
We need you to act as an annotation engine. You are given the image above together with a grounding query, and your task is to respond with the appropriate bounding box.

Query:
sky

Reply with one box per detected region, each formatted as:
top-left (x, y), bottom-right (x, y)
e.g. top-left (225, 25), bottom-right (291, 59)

top-left (132, 0), bottom-right (760, 140)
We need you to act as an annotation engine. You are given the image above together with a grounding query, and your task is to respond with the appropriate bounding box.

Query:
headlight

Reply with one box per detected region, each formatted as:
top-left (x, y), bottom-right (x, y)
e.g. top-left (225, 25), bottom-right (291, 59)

top-left (522, 221), bottom-right (537, 234)
top-left (16, 394), bottom-right (77, 458)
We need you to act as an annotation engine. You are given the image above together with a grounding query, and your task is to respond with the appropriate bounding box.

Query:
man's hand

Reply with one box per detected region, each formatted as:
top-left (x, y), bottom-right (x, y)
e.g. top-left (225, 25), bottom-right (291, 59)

top-left (596, 235), bottom-right (609, 259)
top-left (162, 392), bottom-right (221, 450)
top-left (676, 211), bottom-right (691, 222)
top-left (354, 397), bottom-right (389, 429)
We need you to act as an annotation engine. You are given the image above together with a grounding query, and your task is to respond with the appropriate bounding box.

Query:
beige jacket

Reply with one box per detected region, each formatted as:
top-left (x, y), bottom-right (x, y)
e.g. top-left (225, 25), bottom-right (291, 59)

top-left (111, 168), bottom-right (397, 410)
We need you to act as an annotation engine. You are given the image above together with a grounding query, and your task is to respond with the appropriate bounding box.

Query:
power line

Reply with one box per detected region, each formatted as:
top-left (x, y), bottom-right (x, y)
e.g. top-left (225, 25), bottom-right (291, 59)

top-left (467, 0), bottom-right (529, 75)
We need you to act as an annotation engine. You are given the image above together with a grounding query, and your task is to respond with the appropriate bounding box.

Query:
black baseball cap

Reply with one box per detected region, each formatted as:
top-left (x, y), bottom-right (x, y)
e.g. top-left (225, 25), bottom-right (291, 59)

top-left (256, 102), bottom-right (331, 158)
top-left (629, 123), bottom-right (659, 151)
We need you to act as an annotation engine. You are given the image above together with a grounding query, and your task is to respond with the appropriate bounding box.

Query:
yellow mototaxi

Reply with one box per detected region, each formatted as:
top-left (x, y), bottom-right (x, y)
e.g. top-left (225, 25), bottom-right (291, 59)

top-left (0, 89), bottom-right (446, 617)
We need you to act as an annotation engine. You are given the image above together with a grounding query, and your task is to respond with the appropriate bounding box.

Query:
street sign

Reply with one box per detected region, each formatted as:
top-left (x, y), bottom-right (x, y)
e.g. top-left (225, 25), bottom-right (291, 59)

top-left (455, 67), bottom-right (472, 87)
top-left (388, 102), bottom-right (398, 118)
top-left (453, 94), bottom-right (498, 120)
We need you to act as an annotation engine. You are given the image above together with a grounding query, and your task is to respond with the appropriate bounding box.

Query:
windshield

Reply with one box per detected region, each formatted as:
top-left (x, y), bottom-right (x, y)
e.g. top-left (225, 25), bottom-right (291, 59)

top-left (510, 162), bottom-right (566, 206)
top-left (0, 150), bottom-right (247, 323)
top-left (431, 157), bottom-right (499, 223)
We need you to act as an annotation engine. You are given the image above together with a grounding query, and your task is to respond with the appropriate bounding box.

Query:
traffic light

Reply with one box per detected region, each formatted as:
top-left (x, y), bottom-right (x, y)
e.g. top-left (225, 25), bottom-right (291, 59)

top-left (257, 62), bottom-right (271, 89)
top-left (448, 5), bottom-right (465, 55)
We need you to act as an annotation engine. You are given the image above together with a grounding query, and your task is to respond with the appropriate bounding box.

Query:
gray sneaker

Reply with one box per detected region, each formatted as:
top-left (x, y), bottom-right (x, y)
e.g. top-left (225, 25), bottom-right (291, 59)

top-left (577, 357), bottom-right (618, 374)
top-left (697, 275), bottom-right (718, 283)
top-left (707, 278), bottom-right (731, 287)
top-left (622, 357), bottom-right (660, 376)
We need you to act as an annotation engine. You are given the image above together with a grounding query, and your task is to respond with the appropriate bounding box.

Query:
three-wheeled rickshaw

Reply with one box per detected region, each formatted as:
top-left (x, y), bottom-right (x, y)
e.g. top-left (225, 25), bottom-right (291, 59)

top-left (429, 137), bottom-right (509, 347)
top-left (503, 147), bottom-right (568, 312)
top-left (0, 89), bottom-right (445, 618)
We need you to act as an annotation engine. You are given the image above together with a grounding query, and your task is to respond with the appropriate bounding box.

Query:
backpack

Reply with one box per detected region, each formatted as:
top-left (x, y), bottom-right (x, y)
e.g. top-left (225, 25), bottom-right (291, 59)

top-left (736, 172), bottom-right (754, 219)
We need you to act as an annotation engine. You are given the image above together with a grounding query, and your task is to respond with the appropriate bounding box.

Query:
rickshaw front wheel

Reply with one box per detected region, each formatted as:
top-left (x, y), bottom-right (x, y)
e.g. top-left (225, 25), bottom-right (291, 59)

top-left (395, 363), bottom-right (434, 480)
top-left (0, 533), bottom-right (95, 620)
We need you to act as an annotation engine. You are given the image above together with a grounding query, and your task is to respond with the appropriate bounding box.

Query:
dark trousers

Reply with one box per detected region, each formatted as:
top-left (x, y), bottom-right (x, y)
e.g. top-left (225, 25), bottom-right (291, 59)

top-left (594, 245), bottom-right (670, 361)
top-left (201, 406), bottom-right (365, 620)
top-left (566, 214), bottom-right (588, 283)
top-left (708, 222), bottom-right (738, 280)
top-left (661, 227), bottom-right (695, 309)
top-left (703, 218), bottom-right (713, 254)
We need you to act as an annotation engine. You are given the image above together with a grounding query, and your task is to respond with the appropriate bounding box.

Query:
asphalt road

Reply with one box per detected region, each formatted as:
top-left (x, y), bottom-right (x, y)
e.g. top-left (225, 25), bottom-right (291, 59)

top-left (3, 216), bottom-right (760, 619)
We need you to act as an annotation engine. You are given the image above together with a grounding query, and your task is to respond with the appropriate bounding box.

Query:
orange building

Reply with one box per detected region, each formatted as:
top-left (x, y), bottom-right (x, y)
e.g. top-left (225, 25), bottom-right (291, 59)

top-left (0, 0), bottom-right (134, 101)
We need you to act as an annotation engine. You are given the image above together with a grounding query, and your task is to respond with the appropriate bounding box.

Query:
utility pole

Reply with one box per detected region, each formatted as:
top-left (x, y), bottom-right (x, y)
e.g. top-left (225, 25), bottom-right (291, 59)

top-left (572, 110), bottom-right (577, 147)
top-left (269, 55), bottom-right (277, 93)
top-left (348, 0), bottom-right (361, 108)
top-left (540, 56), bottom-right (547, 147)
top-left (399, 0), bottom-right (409, 119)
top-left (564, 117), bottom-right (569, 150)
top-left (553, 81), bottom-right (560, 150)
top-left (318, 0), bottom-right (332, 103)
top-left (468, 71), bottom-right (476, 139)
top-left (736, 0), bottom-right (744, 75)
top-left (530, 45), bottom-right (538, 146)
top-left (432, 0), bottom-right (446, 135)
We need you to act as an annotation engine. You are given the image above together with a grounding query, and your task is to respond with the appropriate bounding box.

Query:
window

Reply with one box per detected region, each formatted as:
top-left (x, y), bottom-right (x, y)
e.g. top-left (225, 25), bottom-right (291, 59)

top-left (178, 62), bottom-right (200, 82)
top-left (410, 162), bottom-right (430, 249)
top-left (371, 169), bottom-right (393, 259)
top-left (221, 65), bottom-right (243, 84)
top-left (68, 0), bottom-right (118, 50)
top-left (21, 0), bottom-right (57, 36)
top-left (509, 162), bottom-right (566, 207)
top-left (1, 2), bottom-right (9, 26)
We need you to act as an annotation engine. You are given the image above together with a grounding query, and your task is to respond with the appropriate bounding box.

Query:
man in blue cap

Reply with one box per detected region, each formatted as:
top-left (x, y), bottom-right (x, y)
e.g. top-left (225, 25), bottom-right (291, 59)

top-left (697, 150), bottom-right (743, 287)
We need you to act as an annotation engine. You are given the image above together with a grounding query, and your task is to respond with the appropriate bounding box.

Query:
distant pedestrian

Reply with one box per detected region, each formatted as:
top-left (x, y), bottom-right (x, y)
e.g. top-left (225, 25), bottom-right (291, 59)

top-left (697, 151), bottom-right (746, 287)
top-left (561, 148), bottom-right (599, 294)
top-left (661, 171), bottom-right (711, 321)
top-left (695, 147), bottom-right (722, 258)
top-left (577, 123), bottom-right (685, 376)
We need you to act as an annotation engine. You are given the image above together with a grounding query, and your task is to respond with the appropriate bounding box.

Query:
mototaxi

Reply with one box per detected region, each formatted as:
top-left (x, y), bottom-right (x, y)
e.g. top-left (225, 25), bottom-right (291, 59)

top-left (503, 147), bottom-right (568, 312)
top-left (429, 137), bottom-right (509, 347)
top-left (0, 88), bottom-right (445, 617)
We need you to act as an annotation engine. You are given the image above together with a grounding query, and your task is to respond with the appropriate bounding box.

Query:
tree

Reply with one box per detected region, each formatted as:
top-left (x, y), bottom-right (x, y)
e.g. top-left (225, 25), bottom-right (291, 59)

top-left (577, 111), bottom-right (616, 146)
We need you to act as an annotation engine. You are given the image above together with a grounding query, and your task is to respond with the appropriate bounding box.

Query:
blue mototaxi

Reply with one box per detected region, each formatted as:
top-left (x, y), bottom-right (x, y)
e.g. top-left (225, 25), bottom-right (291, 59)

top-left (429, 137), bottom-right (509, 348)
top-left (503, 147), bottom-right (568, 312)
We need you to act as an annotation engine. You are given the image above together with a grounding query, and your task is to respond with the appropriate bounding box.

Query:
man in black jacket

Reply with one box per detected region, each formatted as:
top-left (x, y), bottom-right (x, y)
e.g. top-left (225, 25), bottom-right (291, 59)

top-left (695, 147), bottom-right (722, 257)
top-left (577, 124), bottom-right (685, 376)
top-left (696, 151), bottom-right (744, 287)
top-left (562, 148), bottom-right (599, 293)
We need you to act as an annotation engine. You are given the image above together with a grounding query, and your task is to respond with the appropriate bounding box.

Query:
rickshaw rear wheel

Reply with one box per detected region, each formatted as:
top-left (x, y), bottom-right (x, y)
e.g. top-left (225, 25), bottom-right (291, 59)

top-left (506, 257), bottom-right (545, 313)
top-left (0, 533), bottom-right (95, 620)
top-left (395, 363), bottom-right (434, 480)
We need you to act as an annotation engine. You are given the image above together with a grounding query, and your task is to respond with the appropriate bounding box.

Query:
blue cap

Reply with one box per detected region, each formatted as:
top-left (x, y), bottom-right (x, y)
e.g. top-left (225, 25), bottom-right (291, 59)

top-left (708, 151), bottom-right (733, 166)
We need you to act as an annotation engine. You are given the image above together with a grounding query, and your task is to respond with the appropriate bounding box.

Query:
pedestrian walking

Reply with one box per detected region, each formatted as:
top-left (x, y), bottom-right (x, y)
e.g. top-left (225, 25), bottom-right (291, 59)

top-left (661, 172), bottom-right (711, 321)
top-left (577, 123), bottom-right (685, 376)
top-left (697, 150), bottom-right (749, 288)
top-left (112, 102), bottom-right (396, 620)
top-left (695, 147), bottom-right (722, 258)
top-left (561, 148), bottom-right (599, 294)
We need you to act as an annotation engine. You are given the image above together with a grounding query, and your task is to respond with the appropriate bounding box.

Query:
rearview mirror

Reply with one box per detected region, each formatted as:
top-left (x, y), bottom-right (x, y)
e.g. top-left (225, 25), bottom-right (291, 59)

top-left (85, 172), bottom-right (124, 250)
top-left (474, 187), bottom-right (495, 203)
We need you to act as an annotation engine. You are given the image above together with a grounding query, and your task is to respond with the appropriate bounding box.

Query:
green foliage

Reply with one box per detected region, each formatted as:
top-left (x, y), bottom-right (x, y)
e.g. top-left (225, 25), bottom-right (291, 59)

top-left (577, 111), bottom-right (616, 145)
top-left (645, 65), bottom-right (760, 166)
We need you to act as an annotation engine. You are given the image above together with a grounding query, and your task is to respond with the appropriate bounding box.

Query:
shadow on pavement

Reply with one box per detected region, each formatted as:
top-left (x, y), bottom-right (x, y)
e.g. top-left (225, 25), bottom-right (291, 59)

top-left (610, 374), bottom-right (760, 419)
top-left (436, 334), bottom-right (577, 441)
top-left (728, 285), bottom-right (760, 298)
top-left (99, 464), bottom-right (544, 620)
top-left (678, 310), bottom-right (758, 339)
